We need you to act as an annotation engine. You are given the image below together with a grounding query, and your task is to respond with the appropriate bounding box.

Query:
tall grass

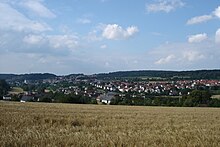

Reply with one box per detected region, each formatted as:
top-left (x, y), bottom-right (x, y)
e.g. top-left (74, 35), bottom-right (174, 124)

top-left (1, 102), bottom-right (220, 146)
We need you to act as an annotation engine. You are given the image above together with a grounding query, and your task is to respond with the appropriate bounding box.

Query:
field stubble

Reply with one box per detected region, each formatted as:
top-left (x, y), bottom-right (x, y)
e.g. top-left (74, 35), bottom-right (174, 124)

top-left (1, 102), bottom-right (220, 147)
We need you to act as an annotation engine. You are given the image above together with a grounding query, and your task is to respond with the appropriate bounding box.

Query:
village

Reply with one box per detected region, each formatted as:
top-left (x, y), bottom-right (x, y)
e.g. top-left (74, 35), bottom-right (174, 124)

top-left (2, 74), bottom-right (220, 105)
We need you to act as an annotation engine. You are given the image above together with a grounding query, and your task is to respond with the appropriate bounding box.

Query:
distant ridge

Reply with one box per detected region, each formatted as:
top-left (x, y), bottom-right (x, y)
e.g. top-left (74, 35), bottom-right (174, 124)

top-left (0, 73), bottom-right (56, 81)
top-left (1, 69), bottom-right (220, 81)
top-left (95, 69), bottom-right (220, 80)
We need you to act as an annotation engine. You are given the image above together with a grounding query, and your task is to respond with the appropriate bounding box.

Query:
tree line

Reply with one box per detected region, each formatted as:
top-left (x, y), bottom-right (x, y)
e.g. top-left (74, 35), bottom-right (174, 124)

top-left (110, 90), bottom-right (220, 107)
top-left (96, 70), bottom-right (220, 80)
top-left (37, 92), bottom-right (97, 104)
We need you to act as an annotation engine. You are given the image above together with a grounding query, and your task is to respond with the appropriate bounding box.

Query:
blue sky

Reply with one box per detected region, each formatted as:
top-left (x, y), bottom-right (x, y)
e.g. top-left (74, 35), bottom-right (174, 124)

top-left (0, 0), bottom-right (220, 75)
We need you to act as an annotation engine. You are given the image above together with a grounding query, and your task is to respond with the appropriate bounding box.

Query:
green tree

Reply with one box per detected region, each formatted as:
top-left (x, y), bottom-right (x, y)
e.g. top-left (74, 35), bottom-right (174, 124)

top-left (0, 80), bottom-right (10, 99)
top-left (189, 90), bottom-right (211, 104)
top-left (209, 99), bottom-right (220, 107)
top-left (183, 90), bottom-right (212, 106)
top-left (38, 92), bottom-right (54, 103)
top-left (110, 95), bottom-right (123, 105)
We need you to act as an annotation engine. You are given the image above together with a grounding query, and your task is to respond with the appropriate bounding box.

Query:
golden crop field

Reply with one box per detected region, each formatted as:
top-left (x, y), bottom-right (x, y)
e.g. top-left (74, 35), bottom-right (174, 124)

top-left (1, 102), bottom-right (220, 147)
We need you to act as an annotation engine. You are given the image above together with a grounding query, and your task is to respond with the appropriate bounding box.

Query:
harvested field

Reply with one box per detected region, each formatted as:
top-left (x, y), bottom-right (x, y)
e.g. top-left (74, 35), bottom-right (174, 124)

top-left (1, 102), bottom-right (220, 146)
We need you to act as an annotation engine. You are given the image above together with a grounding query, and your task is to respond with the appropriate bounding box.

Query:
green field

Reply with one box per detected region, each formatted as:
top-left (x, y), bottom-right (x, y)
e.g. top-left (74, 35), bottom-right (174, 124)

top-left (8, 87), bottom-right (24, 95)
top-left (212, 95), bottom-right (220, 99)
top-left (1, 102), bottom-right (220, 146)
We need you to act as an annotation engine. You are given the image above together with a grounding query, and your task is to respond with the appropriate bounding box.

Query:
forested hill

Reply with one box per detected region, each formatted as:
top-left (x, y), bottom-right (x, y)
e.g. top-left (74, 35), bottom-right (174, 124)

top-left (1, 70), bottom-right (220, 81)
top-left (96, 70), bottom-right (220, 80)
top-left (0, 73), bottom-right (56, 81)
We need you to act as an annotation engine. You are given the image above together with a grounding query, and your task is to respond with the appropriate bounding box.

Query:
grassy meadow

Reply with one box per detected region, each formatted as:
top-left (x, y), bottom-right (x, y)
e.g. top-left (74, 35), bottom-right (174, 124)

top-left (8, 87), bottom-right (24, 95)
top-left (1, 102), bottom-right (220, 146)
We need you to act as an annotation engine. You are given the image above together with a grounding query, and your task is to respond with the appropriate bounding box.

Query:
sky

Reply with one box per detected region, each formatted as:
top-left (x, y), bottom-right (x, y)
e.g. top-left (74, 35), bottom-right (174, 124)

top-left (0, 0), bottom-right (220, 75)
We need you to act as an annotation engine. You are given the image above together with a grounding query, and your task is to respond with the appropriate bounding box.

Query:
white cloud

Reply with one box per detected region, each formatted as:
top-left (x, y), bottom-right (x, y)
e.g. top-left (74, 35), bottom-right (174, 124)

top-left (0, 2), bottom-right (51, 32)
top-left (100, 44), bottom-right (107, 49)
top-left (216, 28), bottom-right (220, 43)
top-left (77, 18), bottom-right (91, 24)
top-left (214, 6), bottom-right (220, 18)
top-left (0, 1), bottom-right (79, 56)
top-left (86, 30), bottom-right (102, 42)
top-left (127, 26), bottom-right (139, 36)
top-left (20, 0), bottom-right (56, 18)
top-left (187, 15), bottom-right (213, 25)
top-left (146, 0), bottom-right (184, 13)
top-left (188, 33), bottom-right (208, 43)
top-left (149, 41), bottom-right (218, 70)
top-left (155, 54), bottom-right (175, 64)
top-left (47, 35), bottom-right (78, 50)
top-left (0, 53), bottom-right (85, 74)
top-left (183, 51), bottom-right (205, 62)
top-left (21, 34), bottom-right (79, 53)
top-left (23, 34), bottom-right (44, 44)
top-left (187, 6), bottom-right (220, 25)
top-left (102, 24), bottom-right (138, 40)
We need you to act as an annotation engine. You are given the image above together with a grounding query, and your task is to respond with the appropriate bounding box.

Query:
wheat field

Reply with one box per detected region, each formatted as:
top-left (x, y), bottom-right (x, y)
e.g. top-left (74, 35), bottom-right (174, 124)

top-left (1, 102), bottom-right (220, 147)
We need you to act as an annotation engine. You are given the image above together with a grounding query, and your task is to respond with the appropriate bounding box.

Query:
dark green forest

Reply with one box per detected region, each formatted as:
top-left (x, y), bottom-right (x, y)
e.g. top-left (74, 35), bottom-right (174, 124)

top-left (1, 69), bottom-right (220, 81)
top-left (0, 73), bottom-right (56, 81)
top-left (96, 70), bottom-right (220, 80)
top-left (0, 80), bottom-right (10, 98)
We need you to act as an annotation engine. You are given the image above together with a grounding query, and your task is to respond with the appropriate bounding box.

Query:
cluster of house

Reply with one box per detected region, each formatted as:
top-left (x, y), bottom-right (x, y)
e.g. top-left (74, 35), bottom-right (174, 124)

top-left (3, 78), bottom-right (220, 104)
top-left (3, 94), bottom-right (34, 102)
top-left (91, 79), bottom-right (220, 96)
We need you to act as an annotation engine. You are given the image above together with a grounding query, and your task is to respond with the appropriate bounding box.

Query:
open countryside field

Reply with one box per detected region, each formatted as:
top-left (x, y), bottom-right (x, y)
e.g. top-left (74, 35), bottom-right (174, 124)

top-left (8, 87), bottom-right (24, 95)
top-left (212, 95), bottom-right (220, 99)
top-left (1, 102), bottom-right (220, 146)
